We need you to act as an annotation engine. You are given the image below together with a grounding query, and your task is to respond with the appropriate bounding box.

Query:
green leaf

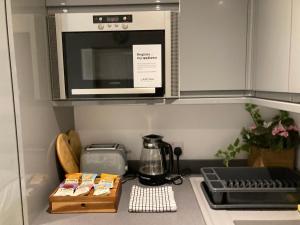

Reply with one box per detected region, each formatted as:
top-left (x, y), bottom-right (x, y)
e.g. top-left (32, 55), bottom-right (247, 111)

top-left (230, 151), bottom-right (236, 157)
top-left (228, 144), bottom-right (234, 151)
top-left (225, 160), bottom-right (229, 167)
top-left (234, 138), bottom-right (240, 147)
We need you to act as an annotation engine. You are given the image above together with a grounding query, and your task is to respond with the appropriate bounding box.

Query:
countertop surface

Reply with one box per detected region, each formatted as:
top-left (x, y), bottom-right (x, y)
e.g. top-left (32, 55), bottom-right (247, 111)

top-left (33, 177), bottom-right (206, 225)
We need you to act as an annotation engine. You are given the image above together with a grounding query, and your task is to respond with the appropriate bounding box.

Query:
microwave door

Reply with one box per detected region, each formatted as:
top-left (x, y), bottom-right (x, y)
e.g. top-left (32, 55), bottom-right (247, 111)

top-left (51, 11), bottom-right (172, 99)
top-left (58, 29), bottom-right (165, 98)
top-left (61, 30), bottom-right (165, 98)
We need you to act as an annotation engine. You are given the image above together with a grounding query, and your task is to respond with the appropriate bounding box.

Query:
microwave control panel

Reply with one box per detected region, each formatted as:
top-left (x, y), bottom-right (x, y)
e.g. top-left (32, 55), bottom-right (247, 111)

top-left (93, 15), bottom-right (132, 24)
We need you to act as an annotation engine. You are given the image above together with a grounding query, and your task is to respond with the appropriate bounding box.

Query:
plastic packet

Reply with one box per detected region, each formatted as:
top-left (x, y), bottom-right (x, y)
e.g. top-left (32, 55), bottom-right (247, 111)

top-left (59, 182), bottom-right (78, 189)
top-left (54, 182), bottom-right (78, 196)
top-left (98, 173), bottom-right (119, 188)
top-left (54, 187), bottom-right (75, 196)
top-left (98, 179), bottom-right (114, 188)
top-left (65, 173), bottom-right (82, 184)
top-left (100, 173), bottom-right (118, 182)
top-left (93, 184), bottom-right (110, 196)
top-left (81, 173), bottom-right (97, 185)
top-left (73, 184), bottom-right (93, 196)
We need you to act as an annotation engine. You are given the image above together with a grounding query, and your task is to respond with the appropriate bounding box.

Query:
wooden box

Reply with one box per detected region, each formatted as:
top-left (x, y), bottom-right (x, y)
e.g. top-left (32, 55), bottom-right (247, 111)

top-left (48, 178), bottom-right (122, 213)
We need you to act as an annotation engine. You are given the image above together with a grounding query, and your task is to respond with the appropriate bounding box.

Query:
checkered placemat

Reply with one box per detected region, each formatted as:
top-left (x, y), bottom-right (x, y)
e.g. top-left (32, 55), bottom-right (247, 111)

top-left (128, 185), bottom-right (177, 213)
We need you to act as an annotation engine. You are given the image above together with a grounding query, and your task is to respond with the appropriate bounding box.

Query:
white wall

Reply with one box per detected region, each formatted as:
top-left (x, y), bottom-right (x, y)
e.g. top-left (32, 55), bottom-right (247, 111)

top-left (75, 104), bottom-right (276, 160)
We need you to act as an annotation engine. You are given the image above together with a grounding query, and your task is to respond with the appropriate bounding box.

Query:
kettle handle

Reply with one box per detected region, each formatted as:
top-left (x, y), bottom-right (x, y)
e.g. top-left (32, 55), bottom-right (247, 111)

top-left (161, 142), bottom-right (174, 174)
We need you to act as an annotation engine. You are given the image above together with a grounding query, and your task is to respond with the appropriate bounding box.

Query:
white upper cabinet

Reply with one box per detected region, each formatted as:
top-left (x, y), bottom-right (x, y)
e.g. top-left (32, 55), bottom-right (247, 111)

top-left (180, 0), bottom-right (248, 92)
top-left (253, 0), bottom-right (292, 92)
top-left (289, 0), bottom-right (300, 93)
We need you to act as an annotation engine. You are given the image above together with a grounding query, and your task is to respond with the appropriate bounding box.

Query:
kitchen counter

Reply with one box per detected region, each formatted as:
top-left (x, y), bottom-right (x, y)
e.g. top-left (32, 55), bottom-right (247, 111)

top-left (32, 177), bottom-right (206, 225)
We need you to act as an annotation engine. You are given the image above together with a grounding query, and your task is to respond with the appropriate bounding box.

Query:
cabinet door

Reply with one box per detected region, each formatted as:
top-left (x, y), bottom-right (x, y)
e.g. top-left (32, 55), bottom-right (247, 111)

top-left (180, 0), bottom-right (248, 92)
top-left (289, 0), bottom-right (300, 93)
top-left (0, 1), bottom-right (23, 225)
top-left (253, 0), bottom-right (292, 92)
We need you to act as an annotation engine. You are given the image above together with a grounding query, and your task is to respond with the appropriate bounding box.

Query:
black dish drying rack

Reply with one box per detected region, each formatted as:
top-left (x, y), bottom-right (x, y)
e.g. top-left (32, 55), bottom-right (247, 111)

top-left (201, 167), bottom-right (300, 209)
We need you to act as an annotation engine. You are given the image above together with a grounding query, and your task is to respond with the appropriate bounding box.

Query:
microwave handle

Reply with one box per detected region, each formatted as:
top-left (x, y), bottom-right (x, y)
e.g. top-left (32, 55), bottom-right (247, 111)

top-left (71, 88), bottom-right (156, 95)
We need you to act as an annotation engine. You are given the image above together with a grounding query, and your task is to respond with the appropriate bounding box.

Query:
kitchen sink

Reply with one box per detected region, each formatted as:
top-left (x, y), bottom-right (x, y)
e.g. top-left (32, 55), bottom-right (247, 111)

top-left (190, 177), bottom-right (300, 225)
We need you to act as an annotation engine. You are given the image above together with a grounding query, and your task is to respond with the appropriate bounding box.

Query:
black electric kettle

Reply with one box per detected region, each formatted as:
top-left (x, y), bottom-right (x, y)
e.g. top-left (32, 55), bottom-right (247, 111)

top-left (138, 134), bottom-right (174, 185)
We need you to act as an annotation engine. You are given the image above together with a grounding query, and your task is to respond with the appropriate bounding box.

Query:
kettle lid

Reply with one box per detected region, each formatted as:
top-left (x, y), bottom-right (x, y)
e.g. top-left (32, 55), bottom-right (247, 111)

top-left (143, 134), bottom-right (163, 143)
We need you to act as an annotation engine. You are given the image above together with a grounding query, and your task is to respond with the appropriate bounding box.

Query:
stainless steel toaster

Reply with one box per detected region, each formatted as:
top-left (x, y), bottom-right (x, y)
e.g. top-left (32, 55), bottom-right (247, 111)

top-left (80, 144), bottom-right (128, 175)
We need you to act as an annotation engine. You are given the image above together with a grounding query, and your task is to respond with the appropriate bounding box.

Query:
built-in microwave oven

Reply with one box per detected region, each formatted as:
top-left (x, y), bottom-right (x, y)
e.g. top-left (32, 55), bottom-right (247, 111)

top-left (47, 11), bottom-right (178, 100)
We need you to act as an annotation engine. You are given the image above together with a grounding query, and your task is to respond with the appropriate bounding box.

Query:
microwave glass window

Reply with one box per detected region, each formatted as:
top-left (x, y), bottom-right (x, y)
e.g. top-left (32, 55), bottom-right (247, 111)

top-left (62, 30), bottom-right (165, 97)
top-left (81, 48), bottom-right (133, 81)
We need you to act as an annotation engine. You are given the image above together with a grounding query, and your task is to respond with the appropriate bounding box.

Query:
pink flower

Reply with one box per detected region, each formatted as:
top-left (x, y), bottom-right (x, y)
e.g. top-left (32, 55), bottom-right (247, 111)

top-left (249, 124), bottom-right (256, 131)
top-left (272, 127), bottom-right (280, 136)
top-left (279, 131), bottom-right (289, 138)
top-left (272, 121), bottom-right (288, 138)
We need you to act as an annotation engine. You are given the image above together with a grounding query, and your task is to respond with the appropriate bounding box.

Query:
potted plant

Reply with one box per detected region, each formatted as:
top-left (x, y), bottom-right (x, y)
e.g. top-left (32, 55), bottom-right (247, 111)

top-left (216, 104), bottom-right (300, 168)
